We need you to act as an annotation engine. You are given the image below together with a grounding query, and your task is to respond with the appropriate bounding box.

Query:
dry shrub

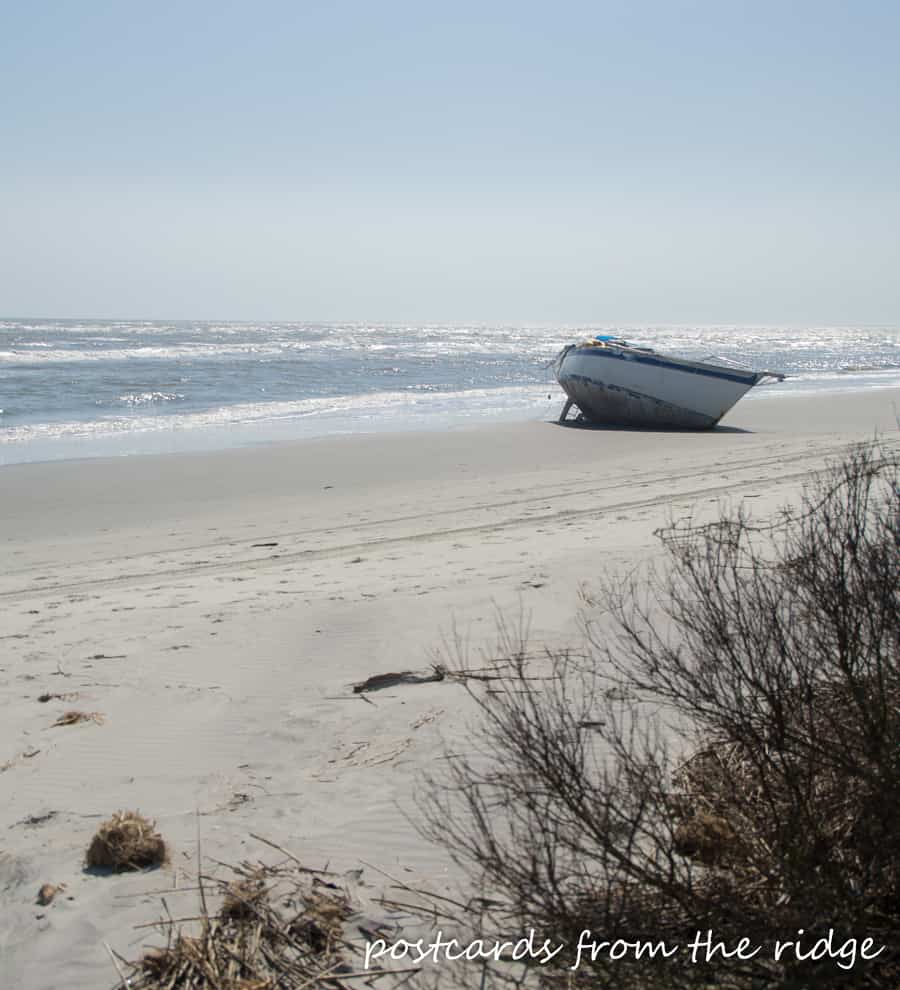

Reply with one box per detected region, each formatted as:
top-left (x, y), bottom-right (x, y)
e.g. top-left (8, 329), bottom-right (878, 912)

top-left (420, 443), bottom-right (900, 989)
top-left (86, 811), bottom-right (167, 871)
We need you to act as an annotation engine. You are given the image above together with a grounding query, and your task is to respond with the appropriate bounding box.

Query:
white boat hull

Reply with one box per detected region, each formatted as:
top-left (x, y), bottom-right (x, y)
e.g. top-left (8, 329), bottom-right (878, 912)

top-left (556, 344), bottom-right (765, 430)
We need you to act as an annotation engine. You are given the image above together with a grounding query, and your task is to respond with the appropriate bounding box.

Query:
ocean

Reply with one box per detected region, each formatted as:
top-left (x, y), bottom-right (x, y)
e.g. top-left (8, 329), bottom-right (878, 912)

top-left (2, 320), bottom-right (898, 465)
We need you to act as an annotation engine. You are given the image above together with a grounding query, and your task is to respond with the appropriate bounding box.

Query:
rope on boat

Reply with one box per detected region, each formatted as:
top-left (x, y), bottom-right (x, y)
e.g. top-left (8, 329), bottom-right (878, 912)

top-left (543, 343), bottom-right (576, 371)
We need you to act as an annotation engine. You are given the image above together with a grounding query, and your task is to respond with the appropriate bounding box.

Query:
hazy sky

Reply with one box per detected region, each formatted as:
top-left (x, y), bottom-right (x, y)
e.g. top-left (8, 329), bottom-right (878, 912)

top-left (2, 1), bottom-right (898, 322)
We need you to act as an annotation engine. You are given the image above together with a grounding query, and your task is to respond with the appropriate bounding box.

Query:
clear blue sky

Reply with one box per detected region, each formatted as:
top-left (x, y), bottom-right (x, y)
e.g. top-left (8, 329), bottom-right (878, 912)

top-left (2, 0), bottom-right (898, 322)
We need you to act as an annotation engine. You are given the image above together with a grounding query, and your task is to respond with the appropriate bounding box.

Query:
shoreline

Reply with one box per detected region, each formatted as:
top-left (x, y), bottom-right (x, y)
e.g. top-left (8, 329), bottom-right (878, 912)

top-left (3, 371), bottom-right (899, 469)
top-left (1, 387), bottom-right (898, 988)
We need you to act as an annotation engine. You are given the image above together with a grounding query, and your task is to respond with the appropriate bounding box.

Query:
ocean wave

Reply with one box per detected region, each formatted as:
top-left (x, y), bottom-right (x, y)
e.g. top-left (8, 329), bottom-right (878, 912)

top-left (112, 391), bottom-right (185, 406)
top-left (0, 343), bottom-right (313, 364)
top-left (2, 322), bottom-right (898, 372)
top-left (0, 384), bottom-right (558, 446)
top-left (0, 338), bottom-right (557, 364)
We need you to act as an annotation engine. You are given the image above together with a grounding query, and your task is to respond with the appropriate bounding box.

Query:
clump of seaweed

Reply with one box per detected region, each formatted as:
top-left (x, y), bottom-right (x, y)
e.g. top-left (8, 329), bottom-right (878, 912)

top-left (86, 811), bottom-right (168, 871)
top-left (36, 882), bottom-right (65, 906)
top-left (671, 810), bottom-right (739, 865)
top-left (38, 691), bottom-right (80, 703)
top-left (116, 841), bottom-right (365, 990)
top-left (53, 709), bottom-right (104, 727)
top-left (219, 873), bottom-right (268, 922)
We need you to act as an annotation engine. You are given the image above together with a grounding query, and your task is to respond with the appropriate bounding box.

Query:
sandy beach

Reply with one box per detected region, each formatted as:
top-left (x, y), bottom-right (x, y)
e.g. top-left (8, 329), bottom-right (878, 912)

top-left (1, 388), bottom-right (897, 988)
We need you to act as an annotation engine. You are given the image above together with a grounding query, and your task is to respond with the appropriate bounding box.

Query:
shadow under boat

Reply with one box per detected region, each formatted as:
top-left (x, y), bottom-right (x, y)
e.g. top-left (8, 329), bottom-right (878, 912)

top-left (552, 416), bottom-right (751, 435)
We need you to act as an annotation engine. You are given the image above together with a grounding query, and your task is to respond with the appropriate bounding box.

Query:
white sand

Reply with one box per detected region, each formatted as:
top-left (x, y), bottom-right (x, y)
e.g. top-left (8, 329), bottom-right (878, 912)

top-left (1, 388), bottom-right (897, 988)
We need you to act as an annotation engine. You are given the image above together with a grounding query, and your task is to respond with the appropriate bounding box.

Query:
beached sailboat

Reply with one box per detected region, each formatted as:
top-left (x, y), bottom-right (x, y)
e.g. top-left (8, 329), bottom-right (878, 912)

top-left (554, 335), bottom-right (784, 430)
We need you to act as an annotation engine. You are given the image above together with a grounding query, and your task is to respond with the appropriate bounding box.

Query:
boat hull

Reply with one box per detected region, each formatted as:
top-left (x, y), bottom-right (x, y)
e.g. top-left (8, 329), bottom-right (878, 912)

top-left (556, 345), bottom-right (761, 430)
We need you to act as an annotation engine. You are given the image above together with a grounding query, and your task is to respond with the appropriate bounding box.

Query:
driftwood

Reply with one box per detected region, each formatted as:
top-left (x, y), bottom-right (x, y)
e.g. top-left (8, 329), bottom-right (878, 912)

top-left (352, 665), bottom-right (446, 693)
top-left (351, 655), bottom-right (569, 695)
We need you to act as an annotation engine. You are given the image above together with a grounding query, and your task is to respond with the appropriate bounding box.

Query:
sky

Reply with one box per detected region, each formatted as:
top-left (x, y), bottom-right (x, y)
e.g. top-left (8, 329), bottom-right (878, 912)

top-left (1, 0), bottom-right (898, 323)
